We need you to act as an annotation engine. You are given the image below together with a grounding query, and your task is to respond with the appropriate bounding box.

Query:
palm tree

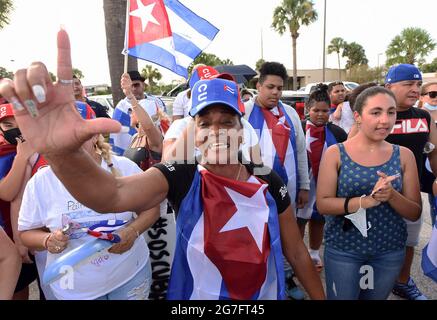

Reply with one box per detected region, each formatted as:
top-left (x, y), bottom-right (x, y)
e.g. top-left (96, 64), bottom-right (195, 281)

top-left (255, 58), bottom-right (266, 72)
top-left (0, 0), bottom-right (13, 29)
top-left (342, 42), bottom-right (368, 73)
top-left (272, 0), bottom-right (318, 90)
top-left (327, 37), bottom-right (347, 80)
top-left (103, 0), bottom-right (137, 105)
top-left (386, 27), bottom-right (436, 67)
top-left (141, 65), bottom-right (162, 88)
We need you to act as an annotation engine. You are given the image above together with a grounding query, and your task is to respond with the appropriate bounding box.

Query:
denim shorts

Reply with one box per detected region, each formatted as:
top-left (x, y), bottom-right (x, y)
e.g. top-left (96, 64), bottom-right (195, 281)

top-left (95, 259), bottom-right (152, 300)
top-left (324, 246), bottom-right (405, 300)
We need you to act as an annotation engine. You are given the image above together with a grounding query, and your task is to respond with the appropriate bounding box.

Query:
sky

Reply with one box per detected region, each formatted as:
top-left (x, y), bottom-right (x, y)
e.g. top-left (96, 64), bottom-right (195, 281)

top-left (1, 0), bottom-right (437, 86)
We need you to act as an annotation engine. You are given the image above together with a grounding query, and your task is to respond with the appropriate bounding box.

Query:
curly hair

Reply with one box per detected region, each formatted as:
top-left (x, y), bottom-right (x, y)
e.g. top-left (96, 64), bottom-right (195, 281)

top-left (306, 83), bottom-right (331, 112)
top-left (259, 62), bottom-right (288, 83)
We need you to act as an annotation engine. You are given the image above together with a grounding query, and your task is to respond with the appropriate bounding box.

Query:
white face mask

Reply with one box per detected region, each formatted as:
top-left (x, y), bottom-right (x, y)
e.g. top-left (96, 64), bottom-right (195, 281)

top-left (423, 102), bottom-right (437, 111)
top-left (345, 196), bottom-right (372, 237)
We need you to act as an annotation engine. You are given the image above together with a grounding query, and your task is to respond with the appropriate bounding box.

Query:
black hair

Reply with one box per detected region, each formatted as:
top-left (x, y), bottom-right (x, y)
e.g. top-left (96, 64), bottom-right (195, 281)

top-left (348, 82), bottom-right (378, 112)
top-left (306, 83), bottom-right (331, 112)
top-left (327, 81), bottom-right (344, 94)
top-left (354, 86), bottom-right (396, 115)
top-left (258, 62), bottom-right (288, 83)
top-left (240, 89), bottom-right (253, 97)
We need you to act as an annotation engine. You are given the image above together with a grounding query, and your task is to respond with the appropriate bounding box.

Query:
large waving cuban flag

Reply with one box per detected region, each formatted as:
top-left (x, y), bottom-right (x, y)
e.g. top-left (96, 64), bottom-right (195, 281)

top-left (248, 102), bottom-right (299, 203)
top-left (126, 0), bottom-right (219, 78)
top-left (298, 123), bottom-right (337, 220)
top-left (422, 212), bottom-right (437, 282)
top-left (167, 166), bottom-right (286, 300)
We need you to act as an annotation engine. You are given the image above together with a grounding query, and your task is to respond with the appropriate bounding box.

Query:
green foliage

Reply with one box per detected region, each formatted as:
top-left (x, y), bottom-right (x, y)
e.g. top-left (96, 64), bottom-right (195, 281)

top-left (346, 65), bottom-right (387, 84)
top-left (0, 0), bottom-right (13, 29)
top-left (272, 0), bottom-right (317, 38)
top-left (421, 57), bottom-right (437, 73)
top-left (255, 58), bottom-right (266, 71)
top-left (187, 53), bottom-right (234, 75)
top-left (386, 27), bottom-right (436, 67)
top-left (141, 65), bottom-right (163, 89)
top-left (72, 68), bottom-right (84, 79)
top-left (0, 66), bottom-right (13, 79)
top-left (342, 42), bottom-right (368, 70)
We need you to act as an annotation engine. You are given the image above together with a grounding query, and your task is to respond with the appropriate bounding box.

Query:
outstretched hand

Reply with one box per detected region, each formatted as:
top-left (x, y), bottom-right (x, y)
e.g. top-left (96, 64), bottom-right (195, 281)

top-left (0, 29), bottom-right (121, 158)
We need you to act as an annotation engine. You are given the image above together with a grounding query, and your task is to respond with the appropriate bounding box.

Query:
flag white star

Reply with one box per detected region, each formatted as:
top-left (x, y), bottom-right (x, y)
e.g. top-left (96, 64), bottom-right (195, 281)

top-left (306, 134), bottom-right (318, 153)
top-left (220, 185), bottom-right (270, 253)
top-left (130, 0), bottom-right (160, 32)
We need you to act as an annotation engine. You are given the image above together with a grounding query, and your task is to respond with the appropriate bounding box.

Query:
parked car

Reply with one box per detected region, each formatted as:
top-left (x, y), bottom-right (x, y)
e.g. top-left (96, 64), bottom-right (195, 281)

top-left (298, 81), bottom-right (359, 95)
top-left (281, 90), bottom-right (308, 120)
top-left (87, 94), bottom-right (114, 117)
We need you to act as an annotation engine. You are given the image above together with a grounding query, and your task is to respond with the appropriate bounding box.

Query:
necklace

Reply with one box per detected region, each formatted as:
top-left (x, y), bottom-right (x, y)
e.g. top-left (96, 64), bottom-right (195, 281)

top-left (235, 164), bottom-right (243, 181)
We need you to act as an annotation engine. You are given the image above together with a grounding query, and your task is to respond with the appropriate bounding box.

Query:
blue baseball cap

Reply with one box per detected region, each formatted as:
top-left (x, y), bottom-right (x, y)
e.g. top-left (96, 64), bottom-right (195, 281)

top-left (189, 78), bottom-right (243, 117)
top-left (385, 64), bottom-right (422, 84)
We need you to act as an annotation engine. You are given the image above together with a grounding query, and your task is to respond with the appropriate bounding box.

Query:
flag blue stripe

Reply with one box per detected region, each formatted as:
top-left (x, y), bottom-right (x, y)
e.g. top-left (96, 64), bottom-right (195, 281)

top-left (172, 33), bottom-right (202, 60)
top-left (0, 153), bottom-right (15, 179)
top-left (164, 0), bottom-right (219, 40)
top-left (128, 43), bottom-right (188, 78)
top-left (167, 170), bottom-right (203, 299)
top-left (265, 190), bottom-right (286, 299)
top-left (112, 108), bottom-right (131, 128)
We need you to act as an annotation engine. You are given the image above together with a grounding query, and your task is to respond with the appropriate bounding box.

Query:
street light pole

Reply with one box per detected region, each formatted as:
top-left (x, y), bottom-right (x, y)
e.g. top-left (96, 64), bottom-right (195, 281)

top-left (322, 0), bottom-right (327, 82)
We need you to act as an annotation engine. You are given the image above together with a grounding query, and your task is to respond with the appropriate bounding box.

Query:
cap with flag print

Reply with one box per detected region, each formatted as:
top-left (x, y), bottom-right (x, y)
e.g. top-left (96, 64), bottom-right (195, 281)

top-left (189, 78), bottom-right (243, 117)
top-left (126, 0), bottom-right (219, 78)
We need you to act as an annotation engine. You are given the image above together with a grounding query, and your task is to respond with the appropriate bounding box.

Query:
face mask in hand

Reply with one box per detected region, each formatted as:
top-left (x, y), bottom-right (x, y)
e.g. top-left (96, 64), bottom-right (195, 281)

top-left (345, 195), bottom-right (372, 237)
top-left (1, 128), bottom-right (23, 145)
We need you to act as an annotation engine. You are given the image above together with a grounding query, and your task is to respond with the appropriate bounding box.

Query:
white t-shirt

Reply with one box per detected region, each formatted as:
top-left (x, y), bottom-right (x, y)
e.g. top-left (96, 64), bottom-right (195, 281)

top-left (163, 117), bottom-right (259, 161)
top-left (172, 89), bottom-right (191, 117)
top-left (330, 101), bottom-right (354, 134)
top-left (18, 156), bottom-right (149, 300)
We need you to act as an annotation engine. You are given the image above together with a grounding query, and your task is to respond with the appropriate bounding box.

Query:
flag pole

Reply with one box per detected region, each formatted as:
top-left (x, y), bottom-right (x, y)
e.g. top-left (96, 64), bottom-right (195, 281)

top-left (123, 0), bottom-right (131, 74)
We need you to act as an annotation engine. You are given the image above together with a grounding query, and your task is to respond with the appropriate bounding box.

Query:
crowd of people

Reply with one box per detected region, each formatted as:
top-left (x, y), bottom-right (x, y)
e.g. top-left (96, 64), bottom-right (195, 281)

top-left (0, 29), bottom-right (436, 300)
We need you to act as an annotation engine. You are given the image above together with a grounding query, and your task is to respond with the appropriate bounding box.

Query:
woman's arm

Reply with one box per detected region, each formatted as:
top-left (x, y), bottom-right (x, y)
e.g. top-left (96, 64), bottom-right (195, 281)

top-left (316, 145), bottom-right (379, 215)
top-left (10, 162), bottom-right (33, 263)
top-left (0, 228), bottom-right (21, 300)
top-left (121, 73), bottom-right (163, 153)
top-left (279, 206), bottom-right (325, 300)
top-left (0, 141), bottom-right (34, 201)
top-left (109, 205), bottom-right (160, 254)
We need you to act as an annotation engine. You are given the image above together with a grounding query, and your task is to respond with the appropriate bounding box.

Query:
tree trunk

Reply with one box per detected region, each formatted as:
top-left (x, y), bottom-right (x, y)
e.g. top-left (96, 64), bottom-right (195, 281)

top-left (337, 53), bottom-right (341, 81)
top-left (292, 35), bottom-right (297, 90)
top-left (103, 0), bottom-right (137, 106)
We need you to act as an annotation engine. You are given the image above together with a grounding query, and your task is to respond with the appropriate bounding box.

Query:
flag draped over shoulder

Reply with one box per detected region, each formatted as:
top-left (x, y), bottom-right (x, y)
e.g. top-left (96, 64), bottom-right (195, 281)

top-left (126, 0), bottom-right (219, 78)
top-left (297, 123), bottom-right (337, 220)
top-left (422, 208), bottom-right (437, 282)
top-left (167, 166), bottom-right (285, 300)
top-left (248, 102), bottom-right (299, 202)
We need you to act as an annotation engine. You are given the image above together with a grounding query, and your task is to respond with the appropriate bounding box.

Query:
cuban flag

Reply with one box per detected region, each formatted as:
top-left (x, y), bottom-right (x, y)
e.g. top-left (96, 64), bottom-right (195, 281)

top-left (422, 204), bottom-right (437, 282)
top-left (298, 123), bottom-right (337, 220)
top-left (126, 0), bottom-right (219, 78)
top-left (248, 102), bottom-right (299, 203)
top-left (167, 166), bottom-right (286, 300)
top-left (109, 97), bottom-right (168, 155)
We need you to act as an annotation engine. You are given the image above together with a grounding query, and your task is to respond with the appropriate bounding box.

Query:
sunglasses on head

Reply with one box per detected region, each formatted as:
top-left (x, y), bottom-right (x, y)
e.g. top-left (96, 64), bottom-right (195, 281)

top-left (423, 91), bottom-right (437, 99)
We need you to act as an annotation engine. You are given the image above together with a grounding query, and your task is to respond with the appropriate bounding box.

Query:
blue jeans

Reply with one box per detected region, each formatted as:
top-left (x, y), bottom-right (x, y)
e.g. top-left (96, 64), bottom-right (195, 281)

top-left (324, 246), bottom-right (405, 300)
top-left (95, 259), bottom-right (152, 300)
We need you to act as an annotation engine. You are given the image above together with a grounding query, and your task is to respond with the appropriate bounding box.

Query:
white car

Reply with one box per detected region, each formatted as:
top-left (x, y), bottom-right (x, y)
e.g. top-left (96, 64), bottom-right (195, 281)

top-left (299, 81), bottom-right (359, 94)
top-left (87, 95), bottom-right (114, 117)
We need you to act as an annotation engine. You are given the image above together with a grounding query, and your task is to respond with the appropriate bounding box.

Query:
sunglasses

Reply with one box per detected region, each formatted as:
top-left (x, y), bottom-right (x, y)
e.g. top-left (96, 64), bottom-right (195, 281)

top-left (423, 91), bottom-right (437, 99)
top-left (131, 83), bottom-right (142, 88)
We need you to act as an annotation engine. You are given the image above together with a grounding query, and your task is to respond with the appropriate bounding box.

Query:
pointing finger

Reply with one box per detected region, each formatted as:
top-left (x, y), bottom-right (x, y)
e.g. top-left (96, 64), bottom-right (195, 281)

top-left (56, 29), bottom-right (73, 87)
